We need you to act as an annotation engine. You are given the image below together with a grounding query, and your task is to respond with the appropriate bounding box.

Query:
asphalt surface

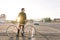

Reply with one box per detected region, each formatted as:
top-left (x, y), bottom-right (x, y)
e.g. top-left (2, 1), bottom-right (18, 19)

top-left (39, 22), bottom-right (60, 30)
top-left (0, 22), bottom-right (60, 40)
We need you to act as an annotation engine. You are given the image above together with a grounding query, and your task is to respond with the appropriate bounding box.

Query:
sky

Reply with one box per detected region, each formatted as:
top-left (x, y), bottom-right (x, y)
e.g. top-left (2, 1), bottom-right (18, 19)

top-left (0, 0), bottom-right (60, 20)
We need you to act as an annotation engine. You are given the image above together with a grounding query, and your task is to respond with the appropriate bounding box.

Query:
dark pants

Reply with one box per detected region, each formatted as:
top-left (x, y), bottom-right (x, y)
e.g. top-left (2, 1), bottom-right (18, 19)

top-left (16, 24), bottom-right (25, 40)
top-left (17, 24), bottom-right (24, 36)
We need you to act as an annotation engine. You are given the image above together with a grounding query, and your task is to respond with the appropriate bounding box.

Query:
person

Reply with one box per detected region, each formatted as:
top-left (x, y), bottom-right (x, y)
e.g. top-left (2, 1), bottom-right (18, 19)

top-left (17, 8), bottom-right (27, 36)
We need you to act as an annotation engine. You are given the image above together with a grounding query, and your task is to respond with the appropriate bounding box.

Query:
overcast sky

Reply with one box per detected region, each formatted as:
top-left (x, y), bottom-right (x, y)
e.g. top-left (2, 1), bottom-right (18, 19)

top-left (0, 0), bottom-right (60, 20)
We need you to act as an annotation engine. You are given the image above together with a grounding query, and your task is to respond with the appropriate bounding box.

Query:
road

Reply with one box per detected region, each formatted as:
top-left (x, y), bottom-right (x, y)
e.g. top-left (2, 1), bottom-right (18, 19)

top-left (0, 22), bottom-right (60, 40)
top-left (39, 22), bottom-right (60, 30)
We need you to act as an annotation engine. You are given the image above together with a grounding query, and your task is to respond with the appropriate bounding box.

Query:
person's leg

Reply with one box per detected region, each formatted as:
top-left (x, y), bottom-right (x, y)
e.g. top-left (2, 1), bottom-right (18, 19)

top-left (21, 25), bottom-right (24, 36)
top-left (21, 25), bottom-right (25, 40)
top-left (16, 28), bottom-right (20, 40)
top-left (17, 25), bottom-right (21, 36)
top-left (16, 24), bottom-right (21, 40)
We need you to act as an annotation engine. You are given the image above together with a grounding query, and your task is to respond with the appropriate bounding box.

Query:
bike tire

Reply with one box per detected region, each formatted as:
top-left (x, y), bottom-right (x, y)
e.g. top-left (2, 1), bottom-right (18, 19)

top-left (6, 25), bottom-right (18, 37)
top-left (24, 25), bottom-right (36, 38)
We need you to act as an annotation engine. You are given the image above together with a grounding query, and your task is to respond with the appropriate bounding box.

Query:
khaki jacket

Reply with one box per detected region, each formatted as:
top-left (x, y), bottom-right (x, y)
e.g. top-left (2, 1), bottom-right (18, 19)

top-left (18, 12), bottom-right (26, 24)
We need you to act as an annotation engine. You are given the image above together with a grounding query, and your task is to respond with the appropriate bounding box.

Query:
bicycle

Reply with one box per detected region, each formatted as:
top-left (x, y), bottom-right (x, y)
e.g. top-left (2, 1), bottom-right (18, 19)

top-left (6, 22), bottom-right (36, 40)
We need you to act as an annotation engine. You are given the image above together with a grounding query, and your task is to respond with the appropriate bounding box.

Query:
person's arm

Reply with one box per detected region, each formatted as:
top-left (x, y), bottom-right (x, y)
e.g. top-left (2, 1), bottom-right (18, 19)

top-left (18, 13), bottom-right (20, 17)
top-left (25, 13), bottom-right (26, 20)
top-left (24, 13), bottom-right (26, 21)
top-left (24, 13), bottom-right (27, 22)
top-left (16, 13), bottom-right (21, 22)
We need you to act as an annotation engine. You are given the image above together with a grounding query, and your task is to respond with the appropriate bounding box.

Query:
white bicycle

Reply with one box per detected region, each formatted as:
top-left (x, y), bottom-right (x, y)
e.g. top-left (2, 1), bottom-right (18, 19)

top-left (6, 23), bottom-right (36, 38)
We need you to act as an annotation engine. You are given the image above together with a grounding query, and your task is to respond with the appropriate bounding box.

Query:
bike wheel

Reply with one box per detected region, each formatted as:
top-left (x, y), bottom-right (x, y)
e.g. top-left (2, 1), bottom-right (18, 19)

top-left (24, 25), bottom-right (36, 38)
top-left (6, 25), bottom-right (18, 37)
